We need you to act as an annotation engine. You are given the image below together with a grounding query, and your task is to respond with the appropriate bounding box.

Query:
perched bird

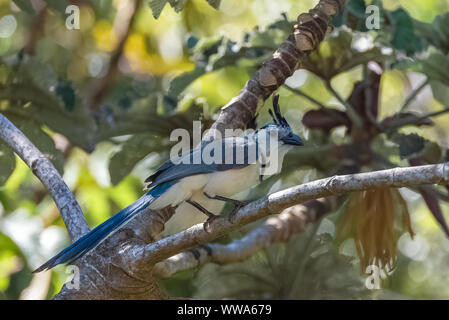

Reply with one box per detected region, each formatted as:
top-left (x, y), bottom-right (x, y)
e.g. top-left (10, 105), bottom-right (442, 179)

top-left (33, 94), bottom-right (304, 273)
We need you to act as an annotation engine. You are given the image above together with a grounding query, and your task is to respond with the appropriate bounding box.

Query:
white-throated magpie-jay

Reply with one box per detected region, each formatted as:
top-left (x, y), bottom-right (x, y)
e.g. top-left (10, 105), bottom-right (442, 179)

top-left (34, 94), bottom-right (303, 272)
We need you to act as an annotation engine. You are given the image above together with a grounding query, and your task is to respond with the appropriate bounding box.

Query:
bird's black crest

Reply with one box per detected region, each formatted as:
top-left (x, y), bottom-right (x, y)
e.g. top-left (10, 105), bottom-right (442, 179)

top-left (268, 93), bottom-right (289, 127)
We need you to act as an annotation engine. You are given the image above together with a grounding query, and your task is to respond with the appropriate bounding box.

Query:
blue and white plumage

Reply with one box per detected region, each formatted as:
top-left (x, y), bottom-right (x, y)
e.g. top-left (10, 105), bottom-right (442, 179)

top-left (33, 94), bottom-right (304, 272)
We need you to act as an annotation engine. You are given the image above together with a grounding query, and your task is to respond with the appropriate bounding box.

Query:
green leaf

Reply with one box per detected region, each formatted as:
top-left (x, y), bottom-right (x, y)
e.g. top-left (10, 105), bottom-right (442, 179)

top-left (391, 133), bottom-right (427, 160)
top-left (0, 232), bottom-right (32, 299)
top-left (12, 0), bottom-right (35, 14)
top-left (398, 52), bottom-right (449, 106)
top-left (149, 0), bottom-right (168, 19)
top-left (168, 67), bottom-right (207, 99)
top-left (149, 0), bottom-right (220, 18)
top-left (109, 134), bottom-right (170, 185)
top-left (0, 56), bottom-right (96, 151)
top-left (205, 0), bottom-right (221, 9)
top-left (55, 80), bottom-right (76, 112)
top-left (166, 19), bottom-right (291, 103)
top-left (304, 30), bottom-right (388, 80)
top-left (44, 0), bottom-right (70, 14)
top-left (333, 0), bottom-right (371, 32)
top-left (0, 145), bottom-right (16, 186)
top-left (418, 53), bottom-right (449, 86)
top-left (431, 81), bottom-right (449, 106)
top-left (414, 12), bottom-right (449, 55)
top-left (388, 9), bottom-right (424, 54)
top-left (5, 116), bottom-right (65, 174)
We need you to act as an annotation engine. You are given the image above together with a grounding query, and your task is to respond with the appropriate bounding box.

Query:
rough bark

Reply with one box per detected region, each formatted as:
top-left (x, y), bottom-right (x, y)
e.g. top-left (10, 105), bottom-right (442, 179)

top-left (203, 0), bottom-right (346, 140)
top-left (0, 114), bottom-right (89, 241)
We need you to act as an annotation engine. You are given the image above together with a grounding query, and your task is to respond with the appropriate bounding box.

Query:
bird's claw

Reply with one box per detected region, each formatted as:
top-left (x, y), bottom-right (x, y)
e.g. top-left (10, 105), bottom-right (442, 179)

top-left (228, 201), bottom-right (247, 224)
top-left (189, 248), bottom-right (201, 261)
top-left (203, 215), bottom-right (220, 233)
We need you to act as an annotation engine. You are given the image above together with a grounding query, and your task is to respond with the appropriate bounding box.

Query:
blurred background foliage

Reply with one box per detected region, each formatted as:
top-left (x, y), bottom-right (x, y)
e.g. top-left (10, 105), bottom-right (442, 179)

top-left (0, 0), bottom-right (449, 299)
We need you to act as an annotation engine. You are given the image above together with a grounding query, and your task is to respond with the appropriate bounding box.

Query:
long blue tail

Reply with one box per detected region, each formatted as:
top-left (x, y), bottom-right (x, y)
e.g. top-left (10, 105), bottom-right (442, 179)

top-left (33, 181), bottom-right (177, 273)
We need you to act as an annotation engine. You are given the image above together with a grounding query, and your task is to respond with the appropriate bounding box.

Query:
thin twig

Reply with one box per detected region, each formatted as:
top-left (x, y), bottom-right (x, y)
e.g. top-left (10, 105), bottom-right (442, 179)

top-left (401, 79), bottom-right (430, 111)
top-left (284, 85), bottom-right (328, 109)
top-left (285, 84), bottom-right (351, 125)
top-left (325, 80), bottom-right (363, 128)
top-left (385, 108), bottom-right (449, 130)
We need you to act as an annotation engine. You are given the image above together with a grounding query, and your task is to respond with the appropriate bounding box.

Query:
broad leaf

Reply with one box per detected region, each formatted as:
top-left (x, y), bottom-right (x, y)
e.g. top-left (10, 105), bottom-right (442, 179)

top-left (5, 115), bottom-right (65, 174)
top-left (303, 30), bottom-right (387, 80)
top-left (0, 56), bottom-right (96, 151)
top-left (391, 133), bottom-right (426, 160)
top-left (149, 0), bottom-right (220, 19)
top-left (390, 133), bottom-right (441, 163)
top-left (388, 9), bottom-right (424, 55)
top-left (414, 12), bottom-right (449, 55)
top-left (166, 18), bottom-right (293, 104)
top-left (109, 134), bottom-right (171, 185)
top-left (417, 187), bottom-right (449, 237)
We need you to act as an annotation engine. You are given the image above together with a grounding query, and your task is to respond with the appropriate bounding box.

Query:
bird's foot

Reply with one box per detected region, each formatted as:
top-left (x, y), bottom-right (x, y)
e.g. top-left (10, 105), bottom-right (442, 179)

top-left (204, 215), bottom-right (220, 233)
top-left (228, 201), bottom-right (247, 224)
top-left (188, 248), bottom-right (201, 261)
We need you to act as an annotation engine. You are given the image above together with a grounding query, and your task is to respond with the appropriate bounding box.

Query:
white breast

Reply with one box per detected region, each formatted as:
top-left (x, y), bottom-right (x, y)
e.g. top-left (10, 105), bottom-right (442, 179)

top-left (151, 143), bottom-right (292, 234)
top-left (203, 163), bottom-right (261, 197)
top-left (152, 164), bottom-right (262, 236)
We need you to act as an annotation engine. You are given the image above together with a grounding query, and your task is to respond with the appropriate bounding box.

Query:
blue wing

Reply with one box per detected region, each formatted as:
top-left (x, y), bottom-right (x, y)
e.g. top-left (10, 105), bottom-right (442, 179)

top-left (145, 136), bottom-right (258, 189)
top-left (34, 135), bottom-right (257, 272)
top-left (33, 180), bottom-right (178, 273)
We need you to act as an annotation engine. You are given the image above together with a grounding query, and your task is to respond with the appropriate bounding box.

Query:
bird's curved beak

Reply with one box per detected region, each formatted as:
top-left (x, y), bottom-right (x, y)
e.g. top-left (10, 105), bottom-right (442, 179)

top-left (282, 134), bottom-right (304, 146)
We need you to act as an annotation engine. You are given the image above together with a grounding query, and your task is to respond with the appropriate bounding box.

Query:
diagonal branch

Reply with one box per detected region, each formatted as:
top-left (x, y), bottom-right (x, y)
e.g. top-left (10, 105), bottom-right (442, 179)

top-left (203, 0), bottom-right (346, 140)
top-left (0, 114), bottom-right (89, 241)
top-left (132, 162), bottom-right (449, 267)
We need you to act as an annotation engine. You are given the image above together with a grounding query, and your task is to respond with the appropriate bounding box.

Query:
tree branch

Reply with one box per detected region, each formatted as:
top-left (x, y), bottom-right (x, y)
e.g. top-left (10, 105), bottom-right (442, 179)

top-left (0, 114), bottom-right (89, 241)
top-left (401, 78), bottom-right (429, 111)
top-left (203, 0), bottom-right (346, 140)
top-left (324, 79), bottom-right (363, 128)
top-left (133, 162), bottom-right (449, 267)
top-left (153, 197), bottom-right (338, 278)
